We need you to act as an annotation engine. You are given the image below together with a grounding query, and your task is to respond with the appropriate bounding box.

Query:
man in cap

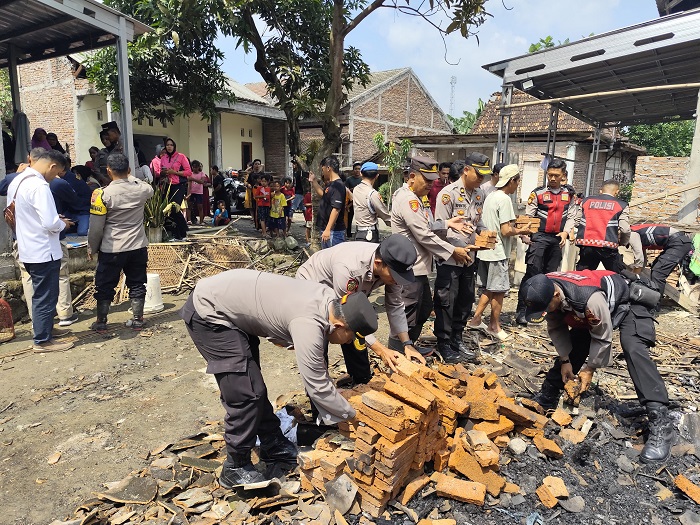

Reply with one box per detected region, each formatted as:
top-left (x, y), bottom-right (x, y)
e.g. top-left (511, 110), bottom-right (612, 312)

top-left (297, 234), bottom-right (426, 385)
top-left (391, 156), bottom-right (472, 356)
top-left (522, 271), bottom-right (675, 463)
top-left (181, 269), bottom-right (378, 486)
top-left (468, 164), bottom-right (531, 340)
top-left (433, 154), bottom-right (493, 362)
top-left (480, 162), bottom-right (505, 198)
top-left (352, 161), bottom-right (391, 242)
top-left (515, 159), bottom-right (578, 325)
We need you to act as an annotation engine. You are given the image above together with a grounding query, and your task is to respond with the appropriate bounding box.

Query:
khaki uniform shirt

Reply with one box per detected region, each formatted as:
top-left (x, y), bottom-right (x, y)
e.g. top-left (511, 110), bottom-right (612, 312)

top-left (434, 179), bottom-right (486, 267)
top-left (390, 186), bottom-right (454, 276)
top-left (88, 176), bottom-right (154, 254)
top-left (191, 269), bottom-right (356, 424)
top-left (296, 242), bottom-right (408, 342)
top-left (352, 181), bottom-right (390, 231)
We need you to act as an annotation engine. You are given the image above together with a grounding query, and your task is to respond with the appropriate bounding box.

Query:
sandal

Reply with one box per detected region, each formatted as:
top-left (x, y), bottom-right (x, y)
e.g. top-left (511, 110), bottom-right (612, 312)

top-left (486, 329), bottom-right (510, 341)
top-left (467, 321), bottom-right (488, 332)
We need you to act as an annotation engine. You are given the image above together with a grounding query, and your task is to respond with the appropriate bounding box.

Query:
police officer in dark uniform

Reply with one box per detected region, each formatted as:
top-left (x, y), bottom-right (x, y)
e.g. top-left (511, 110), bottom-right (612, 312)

top-left (515, 159), bottom-right (577, 324)
top-left (523, 270), bottom-right (675, 463)
top-left (181, 270), bottom-right (378, 487)
top-left (575, 179), bottom-right (629, 272)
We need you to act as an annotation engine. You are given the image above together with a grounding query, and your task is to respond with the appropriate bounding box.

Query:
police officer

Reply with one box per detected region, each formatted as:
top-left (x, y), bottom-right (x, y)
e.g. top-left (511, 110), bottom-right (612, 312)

top-left (352, 162), bottom-right (391, 242)
top-left (523, 270), bottom-right (675, 463)
top-left (628, 223), bottom-right (693, 294)
top-left (575, 179), bottom-right (630, 272)
top-left (297, 234), bottom-right (426, 385)
top-left (433, 154), bottom-right (492, 361)
top-left (88, 153), bottom-right (154, 331)
top-left (180, 269), bottom-right (378, 486)
top-left (515, 159), bottom-right (578, 324)
top-left (391, 156), bottom-right (471, 356)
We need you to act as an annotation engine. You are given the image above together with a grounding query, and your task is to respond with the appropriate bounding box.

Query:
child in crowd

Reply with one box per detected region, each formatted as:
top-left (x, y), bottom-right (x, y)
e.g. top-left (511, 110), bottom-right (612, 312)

top-left (214, 200), bottom-right (230, 226)
top-left (281, 177), bottom-right (295, 235)
top-left (253, 175), bottom-right (271, 237)
top-left (269, 180), bottom-right (288, 238)
top-left (186, 160), bottom-right (209, 225)
top-left (304, 191), bottom-right (313, 246)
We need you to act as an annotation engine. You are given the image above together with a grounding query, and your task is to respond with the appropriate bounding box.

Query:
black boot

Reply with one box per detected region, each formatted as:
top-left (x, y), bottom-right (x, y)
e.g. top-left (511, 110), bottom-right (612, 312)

top-left (90, 300), bottom-right (110, 331)
top-left (436, 341), bottom-right (462, 364)
top-left (640, 403), bottom-right (676, 463)
top-left (220, 451), bottom-right (268, 488)
top-left (515, 308), bottom-right (528, 326)
top-left (125, 297), bottom-right (146, 330)
top-left (259, 431), bottom-right (298, 464)
top-left (532, 381), bottom-right (562, 411)
top-left (451, 336), bottom-right (477, 363)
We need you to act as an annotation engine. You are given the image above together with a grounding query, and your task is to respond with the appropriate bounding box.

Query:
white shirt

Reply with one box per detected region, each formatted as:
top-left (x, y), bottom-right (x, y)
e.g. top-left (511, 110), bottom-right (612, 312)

top-left (7, 168), bottom-right (64, 263)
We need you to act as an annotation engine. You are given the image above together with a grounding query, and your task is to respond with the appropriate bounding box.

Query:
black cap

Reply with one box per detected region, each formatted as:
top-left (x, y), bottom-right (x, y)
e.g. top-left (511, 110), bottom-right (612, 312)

top-left (465, 152), bottom-right (492, 176)
top-left (522, 274), bottom-right (556, 323)
top-left (492, 162), bottom-right (507, 175)
top-left (340, 292), bottom-right (378, 338)
top-left (102, 121), bottom-right (120, 132)
top-left (378, 234), bottom-right (417, 286)
top-left (410, 156), bottom-right (439, 180)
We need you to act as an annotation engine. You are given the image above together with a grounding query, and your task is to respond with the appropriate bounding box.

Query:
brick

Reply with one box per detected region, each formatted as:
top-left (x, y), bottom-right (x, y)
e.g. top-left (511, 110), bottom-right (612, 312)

top-left (536, 484), bottom-right (559, 508)
top-left (353, 468), bottom-right (374, 485)
top-left (483, 372), bottom-right (498, 387)
top-left (356, 482), bottom-right (391, 505)
top-left (675, 474), bottom-right (700, 504)
top-left (437, 363), bottom-right (463, 380)
top-left (551, 408), bottom-right (573, 427)
top-left (570, 415), bottom-right (588, 431)
top-left (435, 377), bottom-right (460, 393)
top-left (395, 360), bottom-right (470, 414)
top-left (563, 380), bottom-right (581, 406)
top-left (517, 426), bottom-right (544, 438)
top-left (378, 433), bottom-right (420, 459)
top-left (298, 450), bottom-right (327, 469)
top-left (533, 435), bottom-right (564, 459)
top-left (354, 438), bottom-right (376, 456)
top-left (355, 425), bottom-right (381, 445)
top-left (493, 435), bottom-right (510, 448)
top-left (542, 476), bottom-right (569, 498)
top-left (473, 415), bottom-right (515, 439)
top-left (433, 449), bottom-right (450, 472)
top-left (448, 444), bottom-right (506, 496)
top-left (390, 372), bottom-right (437, 404)
top-left (432, 472), bottom-right (487, 505)
top-left (504, 482), bottom-right (520, 494)
top-left (314, 436), bottom-right (340, 452)
top-left (399, 474), bottom-right (431, 505)
top-left (356, 408), bottom-right (411, 441)
top-left (367, 374), bottom-right (388, 390)
top-left (466, 430), bottom-right (500, 468)
top-left (383, 380), bottom-right (433, 412)
top-left (498, 400), bottom-right (549, 429)
top-left (418, 520), bottom-right (457, 525)
top-left (469, 401), bottom-right (500, 421)
top-left (358, 403), bottom-right (414, 432)
top-left (559, 428), bottom-right (586, 444)
top-left (521, 398), bottom-right (545, 415)
top-left (362, 390), bottom-right (405, 417)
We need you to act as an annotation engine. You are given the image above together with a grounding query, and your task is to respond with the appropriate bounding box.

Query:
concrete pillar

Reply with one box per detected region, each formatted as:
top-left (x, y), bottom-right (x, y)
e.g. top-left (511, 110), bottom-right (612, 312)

top-left (116, 16), bottom-right (135, 174)
top-left (678, 90), bottom-right (700, 224)
top-left (211, 111), bottom-right (222, 169)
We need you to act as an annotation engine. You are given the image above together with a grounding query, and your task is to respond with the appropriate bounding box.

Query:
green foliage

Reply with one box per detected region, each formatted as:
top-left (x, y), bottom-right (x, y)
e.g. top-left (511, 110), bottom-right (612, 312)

top-left (617, 182), bottom-right (634, 203)
top-left (144, 183), bottom-right (170, 228)
top-left (378, 182), bottom-right (391, 204)
top-left (0, 70), bottom-right (12, 124)
top-left (448, 98), bottom-right (485, 134)
top-left (373, 133), bottom-right (412, 206)
top-left (87, 0), bottom-right (236, 122)
top-left (625, 121), bottom-right (695, 157)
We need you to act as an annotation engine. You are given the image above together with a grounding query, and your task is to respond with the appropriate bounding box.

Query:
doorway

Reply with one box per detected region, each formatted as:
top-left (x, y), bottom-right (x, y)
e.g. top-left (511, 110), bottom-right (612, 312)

top-left (241, 142), bottom-right (252, 170)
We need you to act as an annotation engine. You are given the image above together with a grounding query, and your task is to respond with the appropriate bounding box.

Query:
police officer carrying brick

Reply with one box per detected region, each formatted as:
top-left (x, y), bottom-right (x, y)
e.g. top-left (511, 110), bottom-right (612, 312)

top-left (352, 162), bottom-right (391, 242)
top-left (391, 156), bottom-right (472, 358)
top-left (515, 159), bottom-right (578, 324)
top-left (433, 154), bottom-right (493, 362)
top-left (627, 223), bottom-right (693, 294)
top-left (523, 270), bottom-right (675, 463)
top-left (180, 269), bottom-right (378, 486)
top-left (297, 234), bottom-right (426, 386)
top-left (575, 179), bottom-right (630, 272)
top-left (88, 153), bottom-right (154, 331)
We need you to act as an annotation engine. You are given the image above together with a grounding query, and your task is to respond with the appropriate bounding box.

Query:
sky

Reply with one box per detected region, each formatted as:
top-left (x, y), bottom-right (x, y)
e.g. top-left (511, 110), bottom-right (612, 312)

top-left (216, 0), bottom-right (661, 117)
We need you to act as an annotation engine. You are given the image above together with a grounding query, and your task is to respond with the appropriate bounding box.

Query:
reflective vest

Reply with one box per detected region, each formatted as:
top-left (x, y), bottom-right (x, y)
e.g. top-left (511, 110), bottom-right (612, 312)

top-left (532, 185), bottom-right (575, 234)
top-left (547, 270), bottom-right (629, 330)
top-left (631, 224), bottom-right (672, 250)
top-left (575, 194), bottom-right (627, 249)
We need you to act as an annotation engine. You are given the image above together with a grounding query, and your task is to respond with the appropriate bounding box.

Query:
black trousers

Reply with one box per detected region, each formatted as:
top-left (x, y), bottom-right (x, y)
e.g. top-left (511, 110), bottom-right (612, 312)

top-left (541, 305), bottom-right (668, 405)
top-left (433, 263), bottom-right (476, 343)
top-left (346, 206), bottom-right (354, 238)
top-left (517, 233), bottom-right (562, 311)
top-left (388, 275), bottom-right (432, 351)
top-left (182, 300), bottom-right (280, 455)
top-left (650, 233), bottom-right (693, 292)
top-left (576, 246), bottom-right (625, 273)
top-left (354, 228), bottom-right (379, 243)
top-left (94, 248), bottom-right (148, 302)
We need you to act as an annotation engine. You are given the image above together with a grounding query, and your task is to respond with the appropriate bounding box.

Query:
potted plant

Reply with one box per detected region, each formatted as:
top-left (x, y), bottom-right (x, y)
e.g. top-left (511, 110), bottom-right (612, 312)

top-left (144, 183), bottom-right (169, 243)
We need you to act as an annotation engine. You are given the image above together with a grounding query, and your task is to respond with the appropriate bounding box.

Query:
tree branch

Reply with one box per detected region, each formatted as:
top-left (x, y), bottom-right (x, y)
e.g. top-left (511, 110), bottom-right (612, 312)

top-left (343, 0), bottom-right (386, 37)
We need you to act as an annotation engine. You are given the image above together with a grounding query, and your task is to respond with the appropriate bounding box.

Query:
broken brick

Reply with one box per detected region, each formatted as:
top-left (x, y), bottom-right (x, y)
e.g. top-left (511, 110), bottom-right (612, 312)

top-left (563, 379), bottom-right (581, 406)
top-left (473, 415), bottom-right (515, 439)
top-left (362, 390), bottom-right (405, 418)
top-left (521, 398), bottom-right (545, 414)
top-left (493, 435), bottom-right (510, 449)
top-left (384, 380), bottom-right (433, 412)
top-left (559, 428), bottom-right (586, 444)
top-left (533, 435), bottom-right (564, 459)
top-left (469, 401), bottom-right (500, 421)
top-left (498, 399), bottom-right (549, 429)
top-left (536, 484), bottom-right (559, 508)
top-left (483, 372), bottom-right (498, 387)
top-left (433, 449), bottom-right (450, 472)
top-left (448, 443), bottom-right (505, 496)
top-left (432, 471), bottom-right (487, 505)
top-left (298, 450), bottom-right (327, 469)
top-left (417, 520), bottom-right (457, 525)
top-left (399, 474), bottom-right (431, 505)
top-left (542, 475), bottom-right (569, 498)
top-left (356, 408), bottom-right (409, 442)
top-left (504, 482), bottom-right (520, 494)
top-left (551, 408), bottom-right (573, 427)
top-left (675, 474), bottom-right (700, 504)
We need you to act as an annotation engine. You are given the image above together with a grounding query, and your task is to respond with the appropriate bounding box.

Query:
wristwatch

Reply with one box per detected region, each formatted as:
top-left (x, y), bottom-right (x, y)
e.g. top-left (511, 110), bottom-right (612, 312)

top-left (560, 357), bottom-right (571, 364)
top-left (402, 340), bottom-right (414, 347)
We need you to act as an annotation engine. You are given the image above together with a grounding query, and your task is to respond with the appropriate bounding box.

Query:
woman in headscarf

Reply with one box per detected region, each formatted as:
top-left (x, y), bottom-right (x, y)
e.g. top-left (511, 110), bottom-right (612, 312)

top-left (31, 128), bottom-right (51, 150)
top-left (159, 137), bottom-right (192, 205)
top-left (46, 132), bottom-right (66, 154)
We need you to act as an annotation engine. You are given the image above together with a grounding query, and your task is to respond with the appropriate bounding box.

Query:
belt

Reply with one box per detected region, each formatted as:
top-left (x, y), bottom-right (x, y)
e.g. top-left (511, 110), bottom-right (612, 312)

top-left (356, 227), bottom-right (377, 232)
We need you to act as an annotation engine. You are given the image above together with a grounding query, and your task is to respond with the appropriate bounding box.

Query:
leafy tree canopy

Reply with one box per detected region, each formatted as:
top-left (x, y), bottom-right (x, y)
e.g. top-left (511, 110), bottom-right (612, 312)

top-left (625, 121), bottom-right (695, 157)
top-left (448, 98), bottom-right (485, 134)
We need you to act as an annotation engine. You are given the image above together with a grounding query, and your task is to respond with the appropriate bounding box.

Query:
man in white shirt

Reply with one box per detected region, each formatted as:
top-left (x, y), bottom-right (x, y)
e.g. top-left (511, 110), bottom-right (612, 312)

top-left (7, 149), bottom-right (74, 351)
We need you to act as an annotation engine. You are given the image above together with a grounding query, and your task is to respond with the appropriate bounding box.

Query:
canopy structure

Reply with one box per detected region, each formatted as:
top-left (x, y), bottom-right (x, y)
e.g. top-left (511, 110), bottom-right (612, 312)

top-left (482, 8), bottom-right (700, 220)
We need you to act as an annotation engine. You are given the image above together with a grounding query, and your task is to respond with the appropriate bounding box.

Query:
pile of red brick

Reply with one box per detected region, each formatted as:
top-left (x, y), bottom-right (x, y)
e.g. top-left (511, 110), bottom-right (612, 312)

top-left (298, 358), bottom-right (563, 517)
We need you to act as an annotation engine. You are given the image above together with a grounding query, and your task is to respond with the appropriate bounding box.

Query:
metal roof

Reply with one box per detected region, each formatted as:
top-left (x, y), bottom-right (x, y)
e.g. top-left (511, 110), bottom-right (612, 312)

top-left (0, 0), bottom-right (151, 68)
top-left (482, 8), bottom-right (700, 127)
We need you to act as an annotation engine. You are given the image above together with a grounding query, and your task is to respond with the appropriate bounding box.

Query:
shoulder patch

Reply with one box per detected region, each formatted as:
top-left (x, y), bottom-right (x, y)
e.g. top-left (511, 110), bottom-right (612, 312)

top-left (409, 199), bottom-right (420, 212)
top-left (346, 278), bottom-right (359, 293)
top-left (90, 189), bottom-right (107, 216)
top-left (527, 192), bottom-right (536, 205)
top-left (441, 193), bottom-right (451, 205)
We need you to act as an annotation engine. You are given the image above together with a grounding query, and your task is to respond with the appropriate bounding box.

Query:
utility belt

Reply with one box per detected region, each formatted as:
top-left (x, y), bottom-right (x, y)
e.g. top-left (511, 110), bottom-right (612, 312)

top-left (356, 226), bottom-right (378, 242)
top-left (622, 270), bottom-right (661, 308)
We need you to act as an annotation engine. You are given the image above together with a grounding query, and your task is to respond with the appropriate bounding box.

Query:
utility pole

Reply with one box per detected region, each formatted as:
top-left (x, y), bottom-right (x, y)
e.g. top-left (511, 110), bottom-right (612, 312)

top-left (449, 76), bottom-right (457, 116)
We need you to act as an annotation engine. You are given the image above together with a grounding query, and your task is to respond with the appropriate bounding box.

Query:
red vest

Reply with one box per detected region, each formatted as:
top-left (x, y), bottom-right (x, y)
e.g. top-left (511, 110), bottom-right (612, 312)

top-left (575, 194), bottom-right (627, 249)
top-left (532, 185), bottom-right (575, 234)
top-left (631, 224), bottom-right (671, 250)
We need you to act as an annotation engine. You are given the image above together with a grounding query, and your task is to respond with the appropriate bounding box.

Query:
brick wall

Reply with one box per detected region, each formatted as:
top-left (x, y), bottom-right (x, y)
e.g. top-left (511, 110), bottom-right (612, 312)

top-left (262, 119), bottom-right (288, 180)
top-left (18, 58), bottom-right (77, 159)
top-left (630, 156), bottom-right (690, 222)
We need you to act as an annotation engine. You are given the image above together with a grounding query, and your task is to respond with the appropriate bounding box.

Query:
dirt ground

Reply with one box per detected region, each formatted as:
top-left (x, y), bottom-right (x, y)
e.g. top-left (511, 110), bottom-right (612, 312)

top-left (1, 214), bottom-right (700, 525)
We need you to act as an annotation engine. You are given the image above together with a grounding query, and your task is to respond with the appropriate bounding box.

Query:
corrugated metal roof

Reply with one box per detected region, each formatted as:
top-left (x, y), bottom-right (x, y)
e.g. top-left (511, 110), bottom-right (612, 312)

top-left (0, 0), bottom-right (150, 68)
